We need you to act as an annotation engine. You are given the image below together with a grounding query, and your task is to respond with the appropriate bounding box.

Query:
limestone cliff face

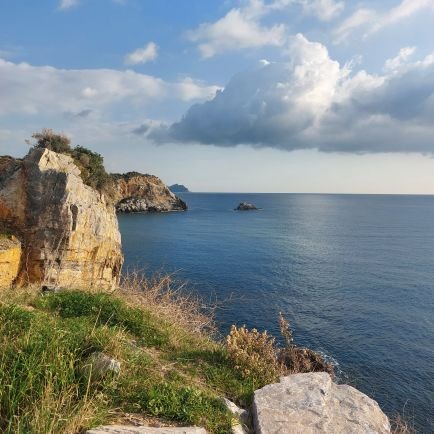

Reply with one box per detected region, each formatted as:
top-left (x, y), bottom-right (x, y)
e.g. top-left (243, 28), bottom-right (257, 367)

top-left (0, 148), bottom-right (123, 289)
top-left (113, 173), bottom-right (187, 213)
top-left (0, 236), bottom-right (21, 288)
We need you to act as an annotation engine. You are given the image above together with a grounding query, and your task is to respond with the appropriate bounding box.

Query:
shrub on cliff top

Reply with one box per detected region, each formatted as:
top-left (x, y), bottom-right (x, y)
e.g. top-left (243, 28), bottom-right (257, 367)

top-left (28, 129), bottom-right (116, 200)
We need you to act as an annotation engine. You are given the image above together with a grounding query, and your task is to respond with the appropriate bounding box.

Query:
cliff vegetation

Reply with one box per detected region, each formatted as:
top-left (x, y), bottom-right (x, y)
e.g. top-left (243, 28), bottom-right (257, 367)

top-left (28, 129), bottom-right (116, 200)
top-left (0, 274), bottom-right (336, 434)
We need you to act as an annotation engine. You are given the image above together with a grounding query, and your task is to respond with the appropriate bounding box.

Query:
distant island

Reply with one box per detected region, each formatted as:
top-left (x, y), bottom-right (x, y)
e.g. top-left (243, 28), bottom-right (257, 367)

top-left (169, 184), bottom-right (189, 193)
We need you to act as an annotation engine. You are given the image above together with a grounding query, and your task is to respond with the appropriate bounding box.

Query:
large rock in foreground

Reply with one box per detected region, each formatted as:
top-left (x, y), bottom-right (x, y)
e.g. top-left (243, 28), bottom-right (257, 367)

top-left (0, 148), bottom-right (123, 289)
top-left (113, 173), bottom-right (187, 213)
top-left (252, 372), bottom-right (390, 434)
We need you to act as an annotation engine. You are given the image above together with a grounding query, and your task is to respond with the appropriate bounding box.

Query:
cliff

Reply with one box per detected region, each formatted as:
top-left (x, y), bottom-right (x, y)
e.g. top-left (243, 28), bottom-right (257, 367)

top-left (0, 148), bottom-right (123, 289)
top-left (0, 235), bottom-right (21, 288)
top-left (113, 172), bottom-right (187, 213)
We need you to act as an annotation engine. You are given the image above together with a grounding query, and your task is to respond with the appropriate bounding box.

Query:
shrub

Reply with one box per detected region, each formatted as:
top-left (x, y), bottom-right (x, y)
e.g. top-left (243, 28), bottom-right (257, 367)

top-left (70, 146), bottom-right (115, 198)
top-left (29, 128), bottom-right (72, 154)
top-left (28, 130), bottom-right (116, 200)
top-left (225, 314), bottom-right (335, 389)
top-left (226, 325), bottom-right (281, 387)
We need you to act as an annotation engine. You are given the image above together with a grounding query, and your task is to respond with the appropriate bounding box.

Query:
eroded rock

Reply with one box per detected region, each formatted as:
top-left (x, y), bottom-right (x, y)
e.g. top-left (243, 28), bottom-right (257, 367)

top-left (0, 148), bottom-right (123, 289)
top-left (0, 235), bottom-right (21, 288)
top-left (252, 372), bottom-right (391, 434)
top-left (113, 173), bottom-right (187, 213)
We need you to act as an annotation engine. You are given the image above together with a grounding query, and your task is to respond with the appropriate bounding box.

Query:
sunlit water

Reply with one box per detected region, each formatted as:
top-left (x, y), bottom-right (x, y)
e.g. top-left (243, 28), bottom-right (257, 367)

top-left (118, 193), bottom-right (434, 432)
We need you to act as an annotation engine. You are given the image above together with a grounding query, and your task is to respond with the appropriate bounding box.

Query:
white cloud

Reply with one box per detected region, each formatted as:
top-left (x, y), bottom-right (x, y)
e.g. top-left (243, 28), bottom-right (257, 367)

top-left (58, 0), bottom-right (127, 10)
top-left (153, 38), bottom-right (434, 154)
top-left (299, 0), bottom-right (344, 21)
top-left (384, 46), bottom-right (416, 72)
top-left (0, 58), bottom-right (219, 117)
top-left (334, 0), bottom-right (434, 43)
top-left (59, 0), bottom-right (79, 10)
top-left (124, 42), bottom-right (158, 66)
top-left (187, 8), bottom-right (286, 58)
top-left (188, 0), bottom-right (344, 58)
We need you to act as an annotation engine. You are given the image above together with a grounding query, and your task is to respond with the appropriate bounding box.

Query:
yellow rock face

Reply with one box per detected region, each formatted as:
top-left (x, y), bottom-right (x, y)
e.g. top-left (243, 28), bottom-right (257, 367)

top-left (0, 237), bottom-right (21, 288)
top-left (0, 149), bottom-right (123, 290)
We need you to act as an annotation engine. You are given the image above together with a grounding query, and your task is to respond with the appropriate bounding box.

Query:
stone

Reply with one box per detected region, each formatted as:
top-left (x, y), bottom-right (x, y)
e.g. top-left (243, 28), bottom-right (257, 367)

top-left (86, 427), bottom-right (206, 434)
top-left (252, 372), bottom-right (391, 434)
top-left (82, 352), bottom-right (121, 380)
top-left (0, 235), bottom-right (21, 288)
top-left (0, 148), bottom-right (123, 289)
top-left (235, 202), bottom-right (258, 211)
top-left (113, 173), bottom-right (187, 213)
top-left (223, 398), bottom-right (251, 434)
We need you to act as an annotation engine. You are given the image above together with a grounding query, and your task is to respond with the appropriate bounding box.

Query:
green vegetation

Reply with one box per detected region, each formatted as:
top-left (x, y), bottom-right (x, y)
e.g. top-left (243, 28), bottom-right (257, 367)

top-left (0, 281), bottom-right (413, 433)
top-left (0, 284), bottom-right (260, 434)
top-left (28, 129), bottom-right (115, 199)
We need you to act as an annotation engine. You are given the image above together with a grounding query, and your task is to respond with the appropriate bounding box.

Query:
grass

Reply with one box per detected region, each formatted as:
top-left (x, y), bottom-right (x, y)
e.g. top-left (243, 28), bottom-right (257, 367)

top-left (0, 282), bottom-right (257, 434)
top-left (0, 278), bottom-right (415, 433)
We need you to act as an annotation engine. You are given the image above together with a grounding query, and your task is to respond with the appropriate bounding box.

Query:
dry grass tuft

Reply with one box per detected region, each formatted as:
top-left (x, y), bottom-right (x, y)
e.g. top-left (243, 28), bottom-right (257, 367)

top-left (118, 271), bottom-right (216, 337)
top-left (390, 414), bottom-right (416, 434)
top-left (278, 313), bottom-right (335, 377)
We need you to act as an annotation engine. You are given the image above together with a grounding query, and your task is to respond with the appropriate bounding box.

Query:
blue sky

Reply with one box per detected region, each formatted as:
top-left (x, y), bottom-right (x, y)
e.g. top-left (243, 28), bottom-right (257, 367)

top-left (1, 0), bottom-right (434, 193)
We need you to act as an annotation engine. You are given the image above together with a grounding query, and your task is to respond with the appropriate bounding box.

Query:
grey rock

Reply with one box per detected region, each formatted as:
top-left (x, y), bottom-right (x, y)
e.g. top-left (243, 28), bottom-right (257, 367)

top-left (223, 398), bottom-right (251, 434)
top-left (86, 427), bottom-right (206, 434)
top-left (83, 352), bottom-right (121, 379)
top-left (252, 372), bottom-right (391, 434)
top-left (235, 202), bottom-right (258, 211)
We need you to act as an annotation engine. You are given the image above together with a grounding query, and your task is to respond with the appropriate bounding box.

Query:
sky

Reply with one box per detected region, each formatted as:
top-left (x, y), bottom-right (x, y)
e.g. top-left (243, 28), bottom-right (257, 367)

top-left (1, 0), bottom-right (434, 193)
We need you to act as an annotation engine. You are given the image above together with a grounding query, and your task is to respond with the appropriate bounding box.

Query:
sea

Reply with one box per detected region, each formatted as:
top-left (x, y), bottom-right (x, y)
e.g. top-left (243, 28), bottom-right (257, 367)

top-left (118, 193), bottom-right (434, 432)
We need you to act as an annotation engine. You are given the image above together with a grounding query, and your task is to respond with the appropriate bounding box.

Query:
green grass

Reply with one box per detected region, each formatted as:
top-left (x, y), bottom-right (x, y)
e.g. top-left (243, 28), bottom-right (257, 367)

top-left (0, 289), bottom-right (257, 434)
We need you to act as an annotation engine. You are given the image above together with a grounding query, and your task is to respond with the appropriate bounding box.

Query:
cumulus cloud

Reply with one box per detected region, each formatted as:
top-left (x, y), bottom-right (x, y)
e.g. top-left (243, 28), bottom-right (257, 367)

top-left (125, 42), bottom-right (158, 65)
top-left (187, 8), bottom-right (286, 58)
top-left (152, 35), bottom-right (434, 154)
top-left (188, 0), bottom-right (344, 58)
top-left (334, 0), bottom-right (434, 43)
top-left (0, 58), bottom-right (220, 116)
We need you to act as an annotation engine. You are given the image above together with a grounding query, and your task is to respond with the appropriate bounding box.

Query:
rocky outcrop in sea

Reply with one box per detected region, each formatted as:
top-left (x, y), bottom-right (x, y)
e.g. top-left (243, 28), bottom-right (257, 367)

top-left (113, 173), bottom-right (187, 213)
top-left (0, 148), bottom-right (123, 289)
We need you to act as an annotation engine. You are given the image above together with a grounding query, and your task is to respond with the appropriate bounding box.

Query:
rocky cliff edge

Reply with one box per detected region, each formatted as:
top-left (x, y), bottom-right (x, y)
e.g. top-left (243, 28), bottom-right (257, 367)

top-left (113, 172), bottom-right (187, 213)
top-left (0, 148), bottom-right (123, 289)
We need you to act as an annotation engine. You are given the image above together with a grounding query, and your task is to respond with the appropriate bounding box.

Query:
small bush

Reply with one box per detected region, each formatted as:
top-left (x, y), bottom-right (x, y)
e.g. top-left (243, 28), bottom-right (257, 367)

top-left (225, 314), bottom-right (335, 389)
top-left (29, 128), bottom-right (72, 154)
top-left (226, 325), bottom-right (281, 387)
top-left (28, 130), bottom-right (116, 200)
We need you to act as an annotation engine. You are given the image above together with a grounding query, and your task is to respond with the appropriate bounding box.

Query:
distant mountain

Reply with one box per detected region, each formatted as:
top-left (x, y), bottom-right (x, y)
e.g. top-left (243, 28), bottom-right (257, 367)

top-left (169, 184), bottom-right (189, 193)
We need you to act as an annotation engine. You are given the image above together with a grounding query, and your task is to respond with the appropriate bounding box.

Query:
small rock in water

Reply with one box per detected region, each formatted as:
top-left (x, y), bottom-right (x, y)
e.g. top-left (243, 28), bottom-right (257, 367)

top-left (235, 202), bottom-right (258, 211)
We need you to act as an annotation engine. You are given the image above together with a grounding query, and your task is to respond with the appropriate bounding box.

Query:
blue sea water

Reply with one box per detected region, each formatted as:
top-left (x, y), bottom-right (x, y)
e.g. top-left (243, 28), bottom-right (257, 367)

top-left (118, 193), bottom-right (434, 432)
